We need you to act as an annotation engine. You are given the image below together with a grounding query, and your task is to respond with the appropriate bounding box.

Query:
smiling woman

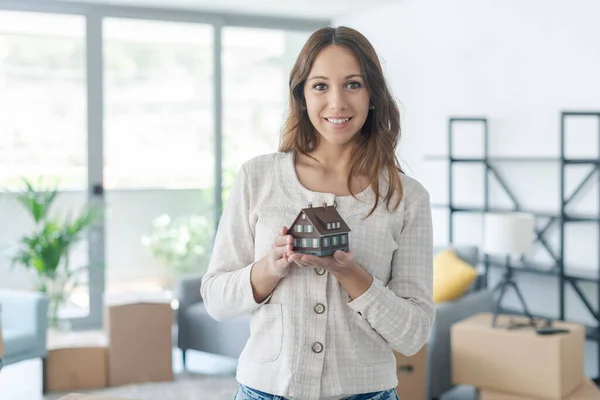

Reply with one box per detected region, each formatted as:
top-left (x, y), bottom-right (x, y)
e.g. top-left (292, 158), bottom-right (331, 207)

top-left (202, 26), bottom-right (434, 400)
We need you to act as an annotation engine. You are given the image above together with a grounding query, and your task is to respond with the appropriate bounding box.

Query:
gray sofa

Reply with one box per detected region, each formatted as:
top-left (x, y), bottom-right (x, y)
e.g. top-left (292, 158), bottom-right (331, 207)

top-left (176, 276), bottom-right (250, 366)
top-left (0, 289), bottom-right (49, 372)
top-left (177, 246), bottom-right (492, 400)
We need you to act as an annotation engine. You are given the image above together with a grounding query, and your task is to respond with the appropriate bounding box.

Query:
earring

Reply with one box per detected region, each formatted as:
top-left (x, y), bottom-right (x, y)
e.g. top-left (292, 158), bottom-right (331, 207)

top-left (369, 105), bottom-right (375, 110)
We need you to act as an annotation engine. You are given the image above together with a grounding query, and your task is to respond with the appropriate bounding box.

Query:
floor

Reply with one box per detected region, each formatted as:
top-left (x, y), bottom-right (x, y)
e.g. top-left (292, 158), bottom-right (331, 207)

top-left (3, 345), bottom-right (597, 400)
top-left (0, 347), bottom-right (476, 400)
top-left (0, 348), bottom-right (239, 400)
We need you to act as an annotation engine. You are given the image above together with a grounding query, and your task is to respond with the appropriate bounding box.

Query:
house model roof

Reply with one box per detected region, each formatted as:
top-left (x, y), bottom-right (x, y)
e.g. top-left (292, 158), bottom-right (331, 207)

top-left (294, 202), bottom-right (351, 235)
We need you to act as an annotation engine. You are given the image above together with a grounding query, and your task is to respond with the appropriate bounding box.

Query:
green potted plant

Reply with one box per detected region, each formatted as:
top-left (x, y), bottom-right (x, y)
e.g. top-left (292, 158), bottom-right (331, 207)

top-left (8, 178), bottom-right (102, 328)
top-left (141, 213), bottom-right (211, 288)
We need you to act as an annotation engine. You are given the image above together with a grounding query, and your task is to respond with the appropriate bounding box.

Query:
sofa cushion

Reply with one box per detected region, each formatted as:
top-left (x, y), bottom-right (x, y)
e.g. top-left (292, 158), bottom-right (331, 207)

top-left (433, 248), bottom-right (478, 303)
top-left (2, 328), bottom-right (37, 356)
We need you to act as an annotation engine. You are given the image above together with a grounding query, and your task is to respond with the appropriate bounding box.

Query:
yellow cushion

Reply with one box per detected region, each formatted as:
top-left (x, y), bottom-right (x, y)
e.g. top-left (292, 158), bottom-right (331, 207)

top-left (433, 248), bottom-right (478, 304)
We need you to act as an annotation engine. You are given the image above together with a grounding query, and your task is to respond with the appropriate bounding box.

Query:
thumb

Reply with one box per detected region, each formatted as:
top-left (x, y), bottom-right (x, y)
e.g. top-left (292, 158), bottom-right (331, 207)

top-left (334, 250), bottom-right (347, 263)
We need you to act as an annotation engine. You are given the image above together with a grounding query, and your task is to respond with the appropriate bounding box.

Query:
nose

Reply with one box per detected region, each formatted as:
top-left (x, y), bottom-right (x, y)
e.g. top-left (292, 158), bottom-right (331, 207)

top-left (328, 87), bottom-right (348, 111)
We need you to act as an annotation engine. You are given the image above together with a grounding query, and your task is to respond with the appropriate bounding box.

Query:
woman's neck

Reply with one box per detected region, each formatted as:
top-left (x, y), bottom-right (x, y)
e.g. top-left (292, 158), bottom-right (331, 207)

top-left (305, 142), bottom-right (354, 175)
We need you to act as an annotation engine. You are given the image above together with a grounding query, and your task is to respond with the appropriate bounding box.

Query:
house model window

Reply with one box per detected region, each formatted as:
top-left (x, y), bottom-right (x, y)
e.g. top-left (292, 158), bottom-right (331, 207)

top-left (288, 202), bottom-right (351, 257)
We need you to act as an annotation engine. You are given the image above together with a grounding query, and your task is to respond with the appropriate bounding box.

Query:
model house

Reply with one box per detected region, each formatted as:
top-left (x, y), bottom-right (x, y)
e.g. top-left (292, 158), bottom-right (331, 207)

top-left (289, 202), bottom-right (351, 256)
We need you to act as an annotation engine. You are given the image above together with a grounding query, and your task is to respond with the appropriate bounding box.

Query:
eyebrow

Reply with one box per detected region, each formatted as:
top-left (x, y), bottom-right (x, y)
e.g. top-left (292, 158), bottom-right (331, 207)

top-left (307, 74), bottom-right (364, 81)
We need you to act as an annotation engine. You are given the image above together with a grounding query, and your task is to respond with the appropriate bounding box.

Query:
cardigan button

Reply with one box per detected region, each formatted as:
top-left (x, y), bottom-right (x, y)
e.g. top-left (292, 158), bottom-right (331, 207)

top-left (314, 303), bottom-right (325, 314)
top-left (315, 268), bottom-right (326, 275)
top-left (312, 342), bottom-right (323, 353)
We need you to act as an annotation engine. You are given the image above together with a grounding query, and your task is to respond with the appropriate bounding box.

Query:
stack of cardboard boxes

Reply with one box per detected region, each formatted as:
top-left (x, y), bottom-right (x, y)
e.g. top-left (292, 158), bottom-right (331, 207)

top-left (451, 313), bottom-right (600, 399)
top-left (46, 297), bottom-right (173, 394)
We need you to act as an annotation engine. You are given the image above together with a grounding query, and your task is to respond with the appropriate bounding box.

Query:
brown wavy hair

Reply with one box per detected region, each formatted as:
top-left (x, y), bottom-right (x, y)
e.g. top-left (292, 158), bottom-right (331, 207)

top-left (279, 26), bottom-right (403, 218)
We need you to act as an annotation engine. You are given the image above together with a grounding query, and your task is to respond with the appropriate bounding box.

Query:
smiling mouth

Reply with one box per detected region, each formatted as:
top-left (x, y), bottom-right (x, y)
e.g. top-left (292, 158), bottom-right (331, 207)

top-left (325, 117), bottom-right (352, 124)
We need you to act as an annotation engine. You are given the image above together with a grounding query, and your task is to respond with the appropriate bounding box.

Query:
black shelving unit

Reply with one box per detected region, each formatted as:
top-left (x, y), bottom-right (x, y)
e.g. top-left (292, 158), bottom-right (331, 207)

top-left (427, 112), bottom-right (600, 382)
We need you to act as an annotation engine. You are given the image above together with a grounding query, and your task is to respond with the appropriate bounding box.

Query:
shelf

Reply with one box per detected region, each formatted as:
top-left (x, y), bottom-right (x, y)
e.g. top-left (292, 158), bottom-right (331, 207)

top-left (562, 111), bottom-right (600, 117)
top-left (425, 155), bottom-right (600, 165)
top-left (565, 213), bottom-right (600, 223)
top-left (564, 159), bottom-right (600, 165)
top-left (486, 259), bottom-right (600, 284)
top-left (431, 204), bottom-right (559, 218)
top-left (433, 204), bottom-right (598, 222)
top-left (425, 155), bottom-right (560, 163)
top-left (486, 259), bottom-right (558, 277)
top-left (565, 267), bottom-right (600, 283)
top-left (441, 113), bottom-right (600, 375)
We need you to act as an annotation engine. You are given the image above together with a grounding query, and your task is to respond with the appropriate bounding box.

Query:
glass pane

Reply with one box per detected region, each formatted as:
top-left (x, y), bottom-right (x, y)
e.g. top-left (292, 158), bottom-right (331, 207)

top-left (222, 27), bottom-right (310, 202)
top-left (0, 11), bottom-right (90, 320)
top-left (103, 18), bottom-right (214, 295)
top-left (0, 11), bottom-right (87, 190)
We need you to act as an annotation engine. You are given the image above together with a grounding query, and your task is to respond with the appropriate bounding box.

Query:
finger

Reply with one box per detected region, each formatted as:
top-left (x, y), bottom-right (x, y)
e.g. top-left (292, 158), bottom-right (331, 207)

top-left (333, 250), bottom-right (346, 263)
top-left (287, 252), bottom-right (303, 262)
top-left (273, 243), bottom-right (293, 258)
top-left (281, 226), bottom-right (288, 235)
top-left (275, 234), bottom-right (293, 247)
top-left (300, 254), bottom-right (320, 264)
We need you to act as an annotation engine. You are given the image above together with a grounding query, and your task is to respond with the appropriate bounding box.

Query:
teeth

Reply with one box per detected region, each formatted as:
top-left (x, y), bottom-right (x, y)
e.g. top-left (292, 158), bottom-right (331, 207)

top-left (327, 118), bottom-right (349, 124)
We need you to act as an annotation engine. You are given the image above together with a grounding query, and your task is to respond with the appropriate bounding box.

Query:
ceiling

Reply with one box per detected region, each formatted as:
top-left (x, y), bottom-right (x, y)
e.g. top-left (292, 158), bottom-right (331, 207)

top-left (56, 0), bottom-right (396, 19)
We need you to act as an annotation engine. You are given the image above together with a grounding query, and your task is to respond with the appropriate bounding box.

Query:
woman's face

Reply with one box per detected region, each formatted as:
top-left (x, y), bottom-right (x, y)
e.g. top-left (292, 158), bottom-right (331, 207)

top-left (303, 45), bottom-right (371, 147)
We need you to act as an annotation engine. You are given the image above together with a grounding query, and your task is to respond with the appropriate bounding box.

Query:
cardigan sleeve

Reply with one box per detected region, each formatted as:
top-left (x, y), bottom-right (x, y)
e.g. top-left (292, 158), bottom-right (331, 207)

top-left (201, 164), bottom-right (270, 321)
top-left (347, 189), bottom-right (435, 356)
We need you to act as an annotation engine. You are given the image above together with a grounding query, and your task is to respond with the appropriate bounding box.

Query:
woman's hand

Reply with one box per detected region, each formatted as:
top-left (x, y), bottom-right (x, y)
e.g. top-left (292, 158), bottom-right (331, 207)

top-left (289, 250), bottom-right (359, 275)
top-left (289, 250), bottom-right (374, 300)
top-left (250, 226), bottom-right (297, 302)
top-left (266, 226), bottom-right (297, 278)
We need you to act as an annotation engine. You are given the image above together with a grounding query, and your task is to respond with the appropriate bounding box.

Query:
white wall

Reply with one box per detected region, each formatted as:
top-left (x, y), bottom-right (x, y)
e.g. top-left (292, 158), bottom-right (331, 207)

top-left (335, 0), bottom-right (600, 331)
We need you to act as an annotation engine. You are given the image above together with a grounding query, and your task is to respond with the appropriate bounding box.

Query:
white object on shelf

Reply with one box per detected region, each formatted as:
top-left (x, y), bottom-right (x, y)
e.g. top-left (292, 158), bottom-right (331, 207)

top-left (483, 212), bottom-right (535, 256)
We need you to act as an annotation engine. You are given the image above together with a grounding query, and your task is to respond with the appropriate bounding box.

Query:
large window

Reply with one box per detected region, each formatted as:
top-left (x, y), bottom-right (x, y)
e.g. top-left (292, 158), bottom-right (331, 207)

top-left (0, 3), bottom-right (320, 328)
top-left (103, 18), bottom-right (215, 294)
top-left (0, 11), bottom-right (91, 319)
top-left (221, 27), bottom-right (309, 201)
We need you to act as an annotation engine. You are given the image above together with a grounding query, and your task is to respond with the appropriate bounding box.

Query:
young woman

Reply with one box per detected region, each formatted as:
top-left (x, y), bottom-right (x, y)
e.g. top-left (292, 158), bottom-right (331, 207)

top-left (201, 26), bottom-right (434, 400)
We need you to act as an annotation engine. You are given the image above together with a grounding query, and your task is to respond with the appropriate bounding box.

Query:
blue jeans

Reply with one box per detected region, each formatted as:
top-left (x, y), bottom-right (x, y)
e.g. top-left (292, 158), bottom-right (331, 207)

top-left (234, 384), bottom-right (399, 400)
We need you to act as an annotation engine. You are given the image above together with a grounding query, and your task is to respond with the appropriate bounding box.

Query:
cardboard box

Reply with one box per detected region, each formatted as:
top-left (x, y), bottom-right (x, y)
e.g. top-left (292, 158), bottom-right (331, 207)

top-left (58, 394), bottom-right (138, 400)
top-left (479, 379), bottom-right (600, 399)
top-left (394, 344), bottom-right (427, 400)
top-left (46, 330), bottom-right (108, 392)
top-left (452, 313), bottom-right (585, 399)
top-left (105, 298), bottom-right (173, 386)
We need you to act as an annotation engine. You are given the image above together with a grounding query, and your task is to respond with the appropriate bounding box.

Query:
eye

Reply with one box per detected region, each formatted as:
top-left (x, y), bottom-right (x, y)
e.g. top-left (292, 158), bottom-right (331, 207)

top-left (313, 83), bottom-right (327, 91)
top-left (346, 81), bottom-right (362, 90)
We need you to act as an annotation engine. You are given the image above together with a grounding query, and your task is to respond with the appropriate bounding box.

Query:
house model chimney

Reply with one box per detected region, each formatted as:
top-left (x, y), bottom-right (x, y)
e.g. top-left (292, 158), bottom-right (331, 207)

top-left (322, 201), bottom-right (327, 208)
top-left (308, 202), bottom-right (313, 208)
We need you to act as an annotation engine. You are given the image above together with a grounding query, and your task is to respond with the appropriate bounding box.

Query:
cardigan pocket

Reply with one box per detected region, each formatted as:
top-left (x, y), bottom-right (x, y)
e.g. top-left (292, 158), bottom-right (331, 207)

top-left (349, 312), bottom-right (392, 364)
top-left (246, 303), bottom-right (283, 363)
